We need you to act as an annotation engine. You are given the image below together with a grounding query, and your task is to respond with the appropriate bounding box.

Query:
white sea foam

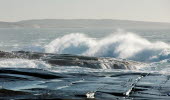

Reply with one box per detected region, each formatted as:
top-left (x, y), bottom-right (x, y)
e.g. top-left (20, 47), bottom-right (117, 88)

top-left (45, 33), bottom-right (96, 54)
top-left (44, 31), bottom-right (170, 62)
top-left (0, 59), bottom-right (51, 69)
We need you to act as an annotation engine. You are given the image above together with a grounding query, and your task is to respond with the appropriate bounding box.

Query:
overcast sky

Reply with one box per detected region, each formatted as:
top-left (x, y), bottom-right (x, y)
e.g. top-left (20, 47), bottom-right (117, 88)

top-left (0, 0), bottom-right (170, 22)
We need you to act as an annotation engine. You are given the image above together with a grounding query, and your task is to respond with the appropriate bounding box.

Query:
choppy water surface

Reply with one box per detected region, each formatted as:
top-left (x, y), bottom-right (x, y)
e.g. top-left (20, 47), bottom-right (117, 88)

top-left (0, 28), bottom-right (170, 99)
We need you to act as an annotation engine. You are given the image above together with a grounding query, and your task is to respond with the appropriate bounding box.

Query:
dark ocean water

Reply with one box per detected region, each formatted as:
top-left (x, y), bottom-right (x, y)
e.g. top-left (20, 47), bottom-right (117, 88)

top-left (0, 28), bottom-right (170, 99)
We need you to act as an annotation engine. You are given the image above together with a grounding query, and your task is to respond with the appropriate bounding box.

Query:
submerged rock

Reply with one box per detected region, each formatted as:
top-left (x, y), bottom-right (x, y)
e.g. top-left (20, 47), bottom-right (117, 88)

top-left (0, 51), bottom-right (145, 70)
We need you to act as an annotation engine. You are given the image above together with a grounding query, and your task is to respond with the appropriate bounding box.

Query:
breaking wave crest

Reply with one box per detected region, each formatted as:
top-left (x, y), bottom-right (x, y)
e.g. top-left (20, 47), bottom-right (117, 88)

top-left (45, 31), bottom-right (170, 62)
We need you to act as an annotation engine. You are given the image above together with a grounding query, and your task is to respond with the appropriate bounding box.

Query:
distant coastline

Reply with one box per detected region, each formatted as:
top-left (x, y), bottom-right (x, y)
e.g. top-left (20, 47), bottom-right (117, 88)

top-left (0, 19), bottom-right (170, 29)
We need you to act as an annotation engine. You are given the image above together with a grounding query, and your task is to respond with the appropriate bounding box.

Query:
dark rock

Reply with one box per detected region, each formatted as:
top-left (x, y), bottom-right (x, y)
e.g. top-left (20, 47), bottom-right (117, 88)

top-left (0, 51), bottom-right (144, 70)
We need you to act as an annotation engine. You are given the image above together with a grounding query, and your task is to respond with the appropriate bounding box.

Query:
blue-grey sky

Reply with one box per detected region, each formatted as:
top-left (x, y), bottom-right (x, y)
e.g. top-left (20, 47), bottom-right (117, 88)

top-left (0, 0), bottom-right (170, 22)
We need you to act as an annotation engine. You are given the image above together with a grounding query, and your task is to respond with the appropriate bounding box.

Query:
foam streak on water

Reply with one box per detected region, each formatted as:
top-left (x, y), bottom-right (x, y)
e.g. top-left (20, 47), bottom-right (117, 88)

top-left (0, 59), bottom-right (51, 69)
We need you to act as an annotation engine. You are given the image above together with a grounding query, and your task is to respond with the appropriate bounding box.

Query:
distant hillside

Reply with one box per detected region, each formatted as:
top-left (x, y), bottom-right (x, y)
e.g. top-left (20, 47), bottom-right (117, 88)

top-left (0, 19), bottom-right (170, 29)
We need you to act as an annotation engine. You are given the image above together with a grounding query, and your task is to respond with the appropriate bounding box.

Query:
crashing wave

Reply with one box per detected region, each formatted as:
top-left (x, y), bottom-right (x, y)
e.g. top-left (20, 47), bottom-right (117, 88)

top-left (44, 31), bottom-right (170, 62)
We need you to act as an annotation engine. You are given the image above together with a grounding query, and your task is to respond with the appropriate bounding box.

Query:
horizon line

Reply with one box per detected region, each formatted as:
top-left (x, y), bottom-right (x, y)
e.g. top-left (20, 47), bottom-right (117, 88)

top-left (0, 18), bottom-right (170, 24)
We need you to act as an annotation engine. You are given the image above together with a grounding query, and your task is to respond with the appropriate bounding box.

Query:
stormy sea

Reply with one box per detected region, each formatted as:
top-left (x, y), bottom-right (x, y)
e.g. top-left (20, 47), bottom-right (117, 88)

top-left (1, 28), bottom-right (170, 99)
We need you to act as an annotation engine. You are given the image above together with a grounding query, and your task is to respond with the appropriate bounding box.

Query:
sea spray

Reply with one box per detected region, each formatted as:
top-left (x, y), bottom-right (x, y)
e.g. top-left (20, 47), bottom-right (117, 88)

top-left (45, 33), bottom-right (96, 54)
top-left (44, 31), bottom-right (170, 62)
